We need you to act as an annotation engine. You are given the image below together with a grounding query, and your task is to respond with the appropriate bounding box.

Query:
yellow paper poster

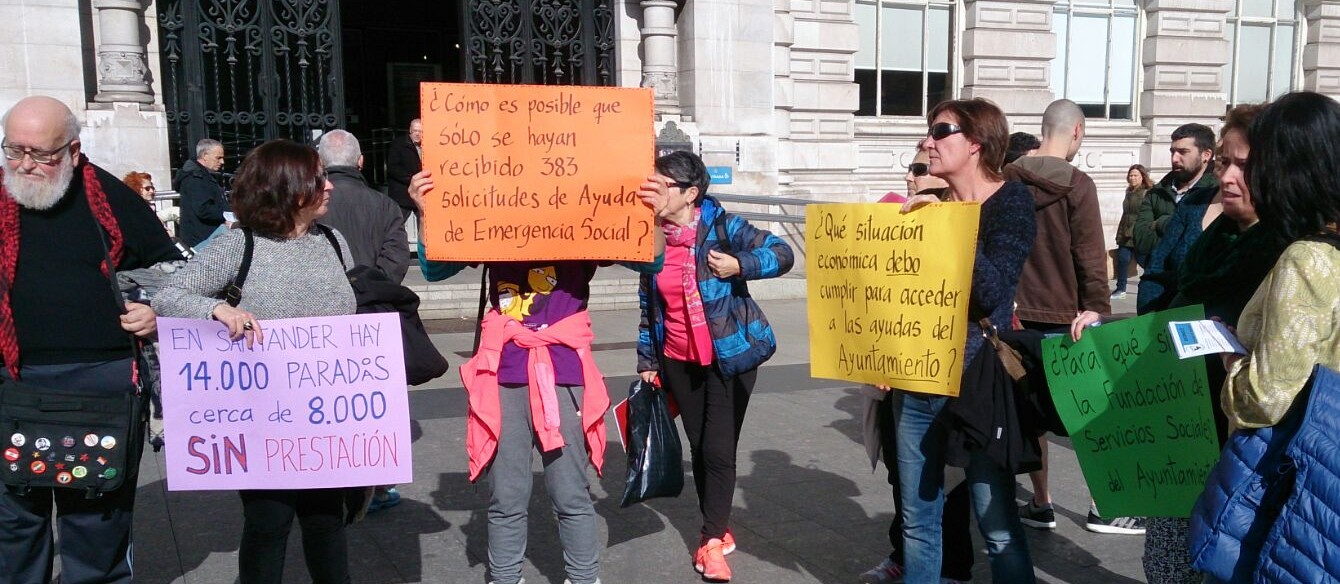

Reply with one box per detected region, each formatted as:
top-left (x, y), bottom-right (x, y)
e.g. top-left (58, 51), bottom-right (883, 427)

top-left (806, 203), bottom-right (980, 396)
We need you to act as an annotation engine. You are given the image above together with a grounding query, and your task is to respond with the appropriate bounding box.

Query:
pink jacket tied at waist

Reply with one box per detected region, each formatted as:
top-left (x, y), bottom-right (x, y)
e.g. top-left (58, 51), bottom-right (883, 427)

top-left (460, 309), bottom-right (610, 482)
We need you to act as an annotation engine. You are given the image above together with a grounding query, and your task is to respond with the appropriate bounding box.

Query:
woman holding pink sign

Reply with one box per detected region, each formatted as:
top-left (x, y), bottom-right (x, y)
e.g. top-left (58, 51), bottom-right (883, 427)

top-left (157, 140), bottom-right (357, 584)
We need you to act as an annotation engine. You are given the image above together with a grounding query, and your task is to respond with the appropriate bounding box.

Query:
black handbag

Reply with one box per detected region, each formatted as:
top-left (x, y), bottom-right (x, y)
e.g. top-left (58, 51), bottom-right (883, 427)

top-left (0, 216), bottom-right (148, 497)
top-left (316, 226), bottom-right (449, 385)
top-left (228, 226), bottom-right (450, 386)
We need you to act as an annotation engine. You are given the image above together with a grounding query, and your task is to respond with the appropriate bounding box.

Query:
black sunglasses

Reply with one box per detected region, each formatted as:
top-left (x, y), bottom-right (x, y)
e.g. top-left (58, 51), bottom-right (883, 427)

top-left (927, 122), bottom-right (963, 141)
top-left (909, 162), bottom-right (929, 177)
top-left (671, 180), bottom-right (695, 190)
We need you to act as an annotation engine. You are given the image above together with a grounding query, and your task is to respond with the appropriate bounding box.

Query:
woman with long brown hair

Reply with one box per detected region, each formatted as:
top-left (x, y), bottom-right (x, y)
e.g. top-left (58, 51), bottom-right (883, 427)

top-left (1112, 164), bottom-right (1153, 298)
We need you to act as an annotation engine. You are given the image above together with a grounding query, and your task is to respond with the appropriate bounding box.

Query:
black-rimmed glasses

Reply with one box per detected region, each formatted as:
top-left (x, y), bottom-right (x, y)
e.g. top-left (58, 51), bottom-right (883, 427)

top-left (909, 162), bottom-right (929, 177)
top-left (1, 139), bottom-right (74, 165)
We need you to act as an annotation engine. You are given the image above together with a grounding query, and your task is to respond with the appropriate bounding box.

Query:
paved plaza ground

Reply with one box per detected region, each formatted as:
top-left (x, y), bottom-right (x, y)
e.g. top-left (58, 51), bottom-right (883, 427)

top-left (127, 294), bottom-right (1149, 584)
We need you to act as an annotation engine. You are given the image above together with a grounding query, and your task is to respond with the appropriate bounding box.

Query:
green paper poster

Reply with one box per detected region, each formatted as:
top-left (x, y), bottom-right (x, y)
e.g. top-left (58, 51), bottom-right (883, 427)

top-left (1042, 305), bottom-right (1220, 518)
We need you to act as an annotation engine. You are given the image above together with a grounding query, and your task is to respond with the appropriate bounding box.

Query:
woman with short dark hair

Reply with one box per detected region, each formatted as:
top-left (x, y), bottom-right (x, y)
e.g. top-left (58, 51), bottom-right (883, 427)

top-left (893, 98), bottom-right (1037, 584)
top-left (635, 150), bottom-right (794, 582)
top-left (156, 139), bottom-right (356, 584)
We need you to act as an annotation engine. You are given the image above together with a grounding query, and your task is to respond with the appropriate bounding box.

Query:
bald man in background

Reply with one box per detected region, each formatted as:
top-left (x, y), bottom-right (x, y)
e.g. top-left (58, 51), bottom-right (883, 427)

top-left (1004, 99), bottom-right (1138, 536)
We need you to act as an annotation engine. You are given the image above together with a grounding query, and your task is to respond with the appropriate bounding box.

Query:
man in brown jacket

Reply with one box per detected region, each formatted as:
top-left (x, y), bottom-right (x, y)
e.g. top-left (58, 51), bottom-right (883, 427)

top-left (1004, 99), bottom-right (1143, 537)
top-left (1005, 99), bottom-right (1111, 329)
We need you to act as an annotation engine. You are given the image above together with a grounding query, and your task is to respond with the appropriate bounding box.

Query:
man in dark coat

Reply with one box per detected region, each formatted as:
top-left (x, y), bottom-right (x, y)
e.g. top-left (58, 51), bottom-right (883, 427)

top-left (1132, 123), bottom-right (1217, 259)
top-left (172, 138), bottom-right (228, 248)
top-left (0, 95), bottom-right (184, 583)
top-left (385, 118), bottom-right (422, 221)
top-left (317, 130), bottom-right (410, 283)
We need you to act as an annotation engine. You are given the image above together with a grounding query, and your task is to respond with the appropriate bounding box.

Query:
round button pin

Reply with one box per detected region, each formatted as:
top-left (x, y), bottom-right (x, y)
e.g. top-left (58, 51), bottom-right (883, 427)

top-left (100, 436), bottom-right (117, 449)
top-left (10, 433), bottom-right (25, 447)
top-left (61, 436), bottom-right (75, 448)
top-left (71, 466), bottom-right (87, 478)
top-left (30, 461), bottom-right (46, 474)
top-left (101, 468), bottom-right (118, 479)
top-left (35, 438), bottom-right (50, 451)
top-left (3, 448), bottom-right (18, 462)
top-left (56, 472), bottom-right (72, 485)
top-left (83, 434), bottom-right (99, 447)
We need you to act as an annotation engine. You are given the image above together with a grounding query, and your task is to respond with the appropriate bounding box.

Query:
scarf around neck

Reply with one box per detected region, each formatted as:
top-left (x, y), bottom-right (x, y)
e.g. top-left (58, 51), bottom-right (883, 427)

top-left (0, 155), bottom-right (123, 378)
top-left (1179, 215), bottom-right (1287, 325)
top-left (662, 209), bottom-right (713, 365)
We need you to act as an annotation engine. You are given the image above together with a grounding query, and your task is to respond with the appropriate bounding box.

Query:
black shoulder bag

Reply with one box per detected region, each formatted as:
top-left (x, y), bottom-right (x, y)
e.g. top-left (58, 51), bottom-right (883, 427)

top-left (315, 226), bottom-right (449, 385)
top-left (0, 217), bottom-right (148, 498)
top-left (228, 226), bottom-right (450, 384)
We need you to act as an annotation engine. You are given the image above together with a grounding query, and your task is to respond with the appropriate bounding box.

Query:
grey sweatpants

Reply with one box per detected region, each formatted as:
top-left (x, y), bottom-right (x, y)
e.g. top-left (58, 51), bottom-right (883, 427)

top-left (487, 384), bottom-right (600, 584)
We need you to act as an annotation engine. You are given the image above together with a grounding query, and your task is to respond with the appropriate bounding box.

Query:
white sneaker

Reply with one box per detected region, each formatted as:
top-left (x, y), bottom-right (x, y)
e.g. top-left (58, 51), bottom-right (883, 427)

top-left (858, 557), bottom-right (904, 584)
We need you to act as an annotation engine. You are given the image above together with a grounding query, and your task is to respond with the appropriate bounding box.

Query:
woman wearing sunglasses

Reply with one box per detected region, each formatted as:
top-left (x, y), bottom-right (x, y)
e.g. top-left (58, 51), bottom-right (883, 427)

top-left (862, 142), bottom-right (975, 584)
top-left (635, 150), bottom-right (794, 582)
top-left (892, 99), bottom-right (1038, 584)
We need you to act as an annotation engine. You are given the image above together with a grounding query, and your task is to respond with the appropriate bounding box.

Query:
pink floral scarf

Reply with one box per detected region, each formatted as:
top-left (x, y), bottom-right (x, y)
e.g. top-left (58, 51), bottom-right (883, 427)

top-left (662, 210), bottom-right (714, 365)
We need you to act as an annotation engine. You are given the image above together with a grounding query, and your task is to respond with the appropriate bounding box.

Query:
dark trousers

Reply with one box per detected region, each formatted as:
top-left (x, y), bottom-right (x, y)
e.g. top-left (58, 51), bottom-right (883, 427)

top-left (660, 358), bottom-right (756, 540)
top-left (0, 360), bottom-right (139, 584)
top-left (1114, 245), bottom-right (1136, 291)
top-left (877, 393), bottom-right (974, 581)
top-left (238, 488), bottom-right (350, 584)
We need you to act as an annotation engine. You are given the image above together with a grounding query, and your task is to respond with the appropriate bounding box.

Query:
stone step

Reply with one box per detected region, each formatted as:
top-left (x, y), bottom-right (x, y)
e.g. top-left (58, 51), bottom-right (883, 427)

top-left (406, 265), bottom-right (809, 320)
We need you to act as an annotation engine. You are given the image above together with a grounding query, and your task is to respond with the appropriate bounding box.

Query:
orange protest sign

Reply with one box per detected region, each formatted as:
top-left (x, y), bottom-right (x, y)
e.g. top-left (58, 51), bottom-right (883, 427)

top-left (418, 83), bottom-right (655, 262)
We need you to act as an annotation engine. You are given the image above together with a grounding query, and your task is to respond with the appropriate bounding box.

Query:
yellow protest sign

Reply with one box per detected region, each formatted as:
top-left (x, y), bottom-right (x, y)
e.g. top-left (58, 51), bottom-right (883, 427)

top-left (806, 203), bottom-right (980, 396)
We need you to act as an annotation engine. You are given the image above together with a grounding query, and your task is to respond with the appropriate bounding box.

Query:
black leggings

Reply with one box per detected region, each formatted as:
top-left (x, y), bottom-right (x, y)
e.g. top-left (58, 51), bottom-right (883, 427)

top-left (660, 358), bottom-right (757, 540)
top-left (238, 488), bottom-right (350, 584)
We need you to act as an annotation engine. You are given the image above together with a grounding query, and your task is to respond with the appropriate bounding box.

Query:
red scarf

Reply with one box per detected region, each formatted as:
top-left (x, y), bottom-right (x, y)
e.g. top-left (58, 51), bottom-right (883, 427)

top-left (0, 155), bottom-right (123, 379)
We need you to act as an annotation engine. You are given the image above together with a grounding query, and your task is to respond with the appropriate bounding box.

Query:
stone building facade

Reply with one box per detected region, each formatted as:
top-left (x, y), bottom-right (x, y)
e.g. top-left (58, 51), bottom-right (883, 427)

top-left (6, 0), bottom-right (1340, 244)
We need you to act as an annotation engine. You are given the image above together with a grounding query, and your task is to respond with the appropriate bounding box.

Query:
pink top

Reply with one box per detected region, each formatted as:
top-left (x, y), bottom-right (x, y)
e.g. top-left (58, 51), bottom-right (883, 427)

top-left (879, 191), bottom-right (908, 204)
top-left (656, 244), bottom-right (715, 364)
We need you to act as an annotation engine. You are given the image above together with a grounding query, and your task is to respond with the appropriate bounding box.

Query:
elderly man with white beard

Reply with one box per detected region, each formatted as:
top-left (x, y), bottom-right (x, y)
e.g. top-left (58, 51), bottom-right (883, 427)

top-left (0, 96), bottom-right (182, 584)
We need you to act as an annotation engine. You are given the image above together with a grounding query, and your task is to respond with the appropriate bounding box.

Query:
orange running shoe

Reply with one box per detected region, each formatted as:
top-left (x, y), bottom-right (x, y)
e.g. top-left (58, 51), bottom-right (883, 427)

top-left (694, 537), bottom-right (732, 582)
top-left (722, 529), bottom-right (736, 555)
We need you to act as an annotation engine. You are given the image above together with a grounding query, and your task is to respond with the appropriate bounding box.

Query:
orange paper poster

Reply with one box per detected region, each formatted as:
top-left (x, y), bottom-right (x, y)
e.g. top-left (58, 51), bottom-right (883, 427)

top-left (419, 83), bottom-right (655, 262)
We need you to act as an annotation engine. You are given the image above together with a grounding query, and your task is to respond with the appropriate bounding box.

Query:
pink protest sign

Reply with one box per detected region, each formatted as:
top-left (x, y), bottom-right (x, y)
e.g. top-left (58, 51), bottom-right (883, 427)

top-left (157, 313), bottom-right (412, 491)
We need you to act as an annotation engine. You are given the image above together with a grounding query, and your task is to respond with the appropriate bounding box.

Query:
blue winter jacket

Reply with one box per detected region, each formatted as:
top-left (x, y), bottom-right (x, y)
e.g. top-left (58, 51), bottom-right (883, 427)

top-left (636, 196), bottom-right (794, 377)
top-left (1190, 365), bottom-right (1340, 583)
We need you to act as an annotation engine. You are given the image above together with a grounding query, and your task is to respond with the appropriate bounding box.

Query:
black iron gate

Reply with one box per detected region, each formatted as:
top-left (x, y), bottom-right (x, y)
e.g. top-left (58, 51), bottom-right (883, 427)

top-left (462, 0), bottom-right (618, 86)
top-left (157, 0), bottom-right (345, 172)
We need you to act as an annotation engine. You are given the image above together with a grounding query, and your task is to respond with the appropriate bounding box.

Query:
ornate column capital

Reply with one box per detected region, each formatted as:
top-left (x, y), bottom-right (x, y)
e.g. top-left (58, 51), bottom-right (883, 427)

top-left (640, 0), bottom-right (681, 116)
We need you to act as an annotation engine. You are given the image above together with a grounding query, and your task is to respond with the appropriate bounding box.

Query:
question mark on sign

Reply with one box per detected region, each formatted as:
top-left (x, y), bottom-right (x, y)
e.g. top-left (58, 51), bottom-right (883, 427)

top-left (945, 348), bottom-right (958, 379)
top-left (637, 220), bottom-right (650, 246)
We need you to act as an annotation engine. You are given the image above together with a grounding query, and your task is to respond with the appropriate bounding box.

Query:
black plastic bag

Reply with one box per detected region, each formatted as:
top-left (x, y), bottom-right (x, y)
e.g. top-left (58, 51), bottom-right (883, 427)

top-left (620, 380), bottom-right (684, 507)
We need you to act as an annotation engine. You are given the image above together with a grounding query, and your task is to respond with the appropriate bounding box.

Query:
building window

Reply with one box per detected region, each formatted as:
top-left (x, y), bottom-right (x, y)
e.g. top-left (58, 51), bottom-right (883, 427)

top-left (1224, 0), bottom-right (1301, 105)
top-left (1051, 0), bottom-right (1140, 120)
top-left (854, 0), bottom-right (956, 117)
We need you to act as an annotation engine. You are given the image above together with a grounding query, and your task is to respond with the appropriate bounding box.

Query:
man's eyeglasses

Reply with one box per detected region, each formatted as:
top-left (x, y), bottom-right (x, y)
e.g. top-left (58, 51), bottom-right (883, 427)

top-left (2, 139), bottom-right (74, 165)
top-left (927, 122), bottom-right (963, 141)
top-left (909, 162), bottom-right (929, 177)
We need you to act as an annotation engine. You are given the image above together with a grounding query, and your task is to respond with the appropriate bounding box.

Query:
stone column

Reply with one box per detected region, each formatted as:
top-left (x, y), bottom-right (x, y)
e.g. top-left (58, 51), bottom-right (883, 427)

top-left (1302, 0), bottom-right (1340, 99)
top-left (92, 0), bottom-right (153, 104)
top-left (641, 0), bottom-right (681, 115)
top-left (780, 0), bottom-right (861, 201)
top-left (1140, 1), bottom-right (1231, 145)
top-left (961, 0), bottom-right (1057, 116)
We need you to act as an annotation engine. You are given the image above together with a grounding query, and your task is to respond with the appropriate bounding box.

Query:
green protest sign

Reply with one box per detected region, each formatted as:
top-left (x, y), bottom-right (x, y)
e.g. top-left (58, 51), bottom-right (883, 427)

top-left (1042, 305), bottom-right (1219, 518)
